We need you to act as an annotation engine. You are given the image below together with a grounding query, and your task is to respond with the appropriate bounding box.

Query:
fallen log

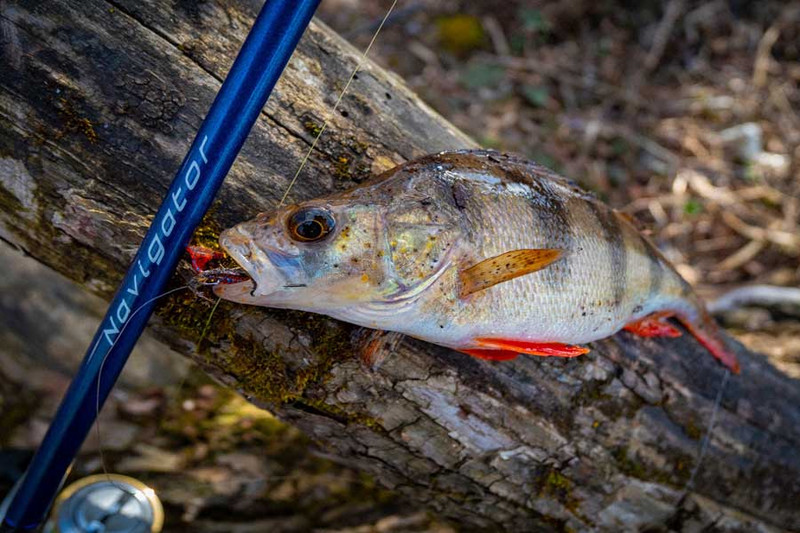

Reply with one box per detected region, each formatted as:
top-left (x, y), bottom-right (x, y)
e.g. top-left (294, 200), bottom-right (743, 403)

top-left (1, 1), bottom-right (799, 531)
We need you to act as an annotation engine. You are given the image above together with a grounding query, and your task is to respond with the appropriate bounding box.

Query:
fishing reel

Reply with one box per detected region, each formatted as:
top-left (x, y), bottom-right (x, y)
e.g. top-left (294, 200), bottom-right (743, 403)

top-left (1, 474), bottom-right (162, 533)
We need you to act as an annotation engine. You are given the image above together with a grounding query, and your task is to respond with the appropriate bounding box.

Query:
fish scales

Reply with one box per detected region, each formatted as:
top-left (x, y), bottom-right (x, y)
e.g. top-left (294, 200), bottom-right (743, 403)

top-left (438, 165), bottom-right (647, 345)
top-left (214, 150), bottom-right (740, 372)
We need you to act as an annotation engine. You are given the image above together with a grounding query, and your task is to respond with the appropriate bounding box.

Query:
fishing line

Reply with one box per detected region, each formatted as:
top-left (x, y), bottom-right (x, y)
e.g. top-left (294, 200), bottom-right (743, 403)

top-left (278, 0), bottom-right (399, 207)
top-left (683, 367), bottom-right (730, 495)
top-left (198, 296), bottom-right (223, 348)
top-left (666, 365), bottom-right (731, 522)
top-left (94, 284), bottom-right (191, 483)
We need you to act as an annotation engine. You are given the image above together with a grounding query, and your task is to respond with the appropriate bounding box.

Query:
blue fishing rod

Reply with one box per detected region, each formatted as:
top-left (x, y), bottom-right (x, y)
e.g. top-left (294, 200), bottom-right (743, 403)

top-left (1, 0), bottom-right (321, 530)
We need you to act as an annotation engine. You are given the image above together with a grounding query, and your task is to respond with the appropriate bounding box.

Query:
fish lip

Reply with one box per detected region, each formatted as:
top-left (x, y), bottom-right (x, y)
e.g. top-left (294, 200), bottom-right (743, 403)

top-left (212, 278), bottom-right (256, 300)
top-left (212, 228), bottom-right (257, 301)
top-left (218, 227), bottom-right (258, 289)
top-left (218, 226), bottom-right (284, 299)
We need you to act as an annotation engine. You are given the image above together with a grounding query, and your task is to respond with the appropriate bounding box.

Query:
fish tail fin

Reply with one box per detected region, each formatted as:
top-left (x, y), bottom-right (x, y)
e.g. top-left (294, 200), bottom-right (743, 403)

top-left (673, 302), bottom-right (740, 374)
top-left (647, 268), bottom-right (741, 373)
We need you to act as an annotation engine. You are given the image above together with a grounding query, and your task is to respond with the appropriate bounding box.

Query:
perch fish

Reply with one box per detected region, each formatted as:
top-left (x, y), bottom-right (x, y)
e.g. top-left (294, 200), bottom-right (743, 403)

top-left (211, 150), bottom-right (740, 373)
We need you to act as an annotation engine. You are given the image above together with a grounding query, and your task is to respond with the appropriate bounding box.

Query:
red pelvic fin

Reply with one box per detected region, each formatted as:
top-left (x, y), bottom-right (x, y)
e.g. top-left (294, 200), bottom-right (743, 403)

top-left (474, 338), bottom-right (590, 358)
top-left (460, 348), bottom-right (520, 361)
top-left (623, 312), bottom-right (682, 338)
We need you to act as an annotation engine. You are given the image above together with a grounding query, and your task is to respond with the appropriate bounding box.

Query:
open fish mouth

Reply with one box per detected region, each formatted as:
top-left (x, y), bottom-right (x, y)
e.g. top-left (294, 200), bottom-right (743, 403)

top-left (188, 250), bottom-right (256, 302)
top-left (206, 259), bottom-right (258, 302)
top-left (184, 232), bottom-right (257, 301)
top-left (185, 239), bottom-right (254, 298)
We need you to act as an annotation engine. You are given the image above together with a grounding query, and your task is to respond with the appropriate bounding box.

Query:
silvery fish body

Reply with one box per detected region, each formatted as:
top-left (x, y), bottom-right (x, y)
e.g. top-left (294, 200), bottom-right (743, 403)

top-left (215, 151), bottom-right (738, 371)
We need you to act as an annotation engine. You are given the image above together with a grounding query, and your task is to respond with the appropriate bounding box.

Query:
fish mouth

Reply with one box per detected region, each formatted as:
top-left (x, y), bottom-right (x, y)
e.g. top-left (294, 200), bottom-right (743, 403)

top-left (212, 226), bottom-right (284, 304)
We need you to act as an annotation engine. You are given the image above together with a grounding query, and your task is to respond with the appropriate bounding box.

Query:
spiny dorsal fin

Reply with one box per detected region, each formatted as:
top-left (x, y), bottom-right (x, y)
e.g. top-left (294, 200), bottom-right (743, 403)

top-left (459, 249), bottom-right (563, 298)
top-left (613, 208), bottom-right (642, 230)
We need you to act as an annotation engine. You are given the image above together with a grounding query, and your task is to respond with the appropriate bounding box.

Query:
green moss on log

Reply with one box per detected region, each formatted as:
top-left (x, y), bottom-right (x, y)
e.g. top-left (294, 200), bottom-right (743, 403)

top-left (612, 446), bottom-right (693, 486)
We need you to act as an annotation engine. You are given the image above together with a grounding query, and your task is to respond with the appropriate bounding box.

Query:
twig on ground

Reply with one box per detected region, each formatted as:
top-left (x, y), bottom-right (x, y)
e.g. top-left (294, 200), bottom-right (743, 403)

top-left (721, 211), bottom-right (800, 251)
top-left (482, 16), bottom-right (510, 56)
top-left (753, 26), bottom-right (781, 88)
top-left (736, 185), bottom-right (785, 204)
top-left (715, 240), bottom-right (765, 272)
top-left (645, 0), bottom-right (686, 73)
top-left (408, 41), bottom-right (440, 67)
top-left (683, 169), bottom-right (739, 206)
top-left (649, 199), bottom-right (670, 227)
top-left (709, 284), bottom-right (800, 314)
top-left (624, 194), bottom-right (687, 214)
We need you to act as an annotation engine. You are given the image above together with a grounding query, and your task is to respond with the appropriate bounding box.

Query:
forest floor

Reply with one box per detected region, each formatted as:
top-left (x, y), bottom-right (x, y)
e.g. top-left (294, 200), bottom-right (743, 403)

top-left (1, 1), bottom-right (798, 531)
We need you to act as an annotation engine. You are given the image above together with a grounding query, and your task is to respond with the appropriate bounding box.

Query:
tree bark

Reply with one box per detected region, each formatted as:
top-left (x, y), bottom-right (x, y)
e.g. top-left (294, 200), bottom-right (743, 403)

top-left (1, 1), bottom-right (799, 531)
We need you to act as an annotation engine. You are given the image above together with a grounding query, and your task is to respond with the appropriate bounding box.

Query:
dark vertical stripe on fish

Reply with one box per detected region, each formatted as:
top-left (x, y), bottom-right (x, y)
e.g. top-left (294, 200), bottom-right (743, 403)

top-left (587, 203), bottom-right (627, 305)
top-left (679, 278), bottom-right (693, 297)
top-left (640, 234), bottom-right (663, 300)
top-left (523, 178), bottom-right (573, 287)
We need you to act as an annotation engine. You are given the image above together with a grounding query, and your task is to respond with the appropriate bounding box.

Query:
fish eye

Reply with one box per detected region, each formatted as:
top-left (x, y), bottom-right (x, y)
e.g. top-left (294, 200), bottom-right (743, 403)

top-left (287, 207), bottom-right (335, 242)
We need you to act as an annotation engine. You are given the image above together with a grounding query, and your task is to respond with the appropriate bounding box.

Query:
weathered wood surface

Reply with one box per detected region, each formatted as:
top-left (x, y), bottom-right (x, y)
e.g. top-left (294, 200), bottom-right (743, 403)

top-left (1, 1), bottom-right (799, 531)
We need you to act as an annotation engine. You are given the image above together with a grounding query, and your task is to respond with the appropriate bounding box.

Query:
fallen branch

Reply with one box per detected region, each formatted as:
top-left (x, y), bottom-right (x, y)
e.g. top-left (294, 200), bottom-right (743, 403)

top-left (709, 284), bottom-right (800, 314)
top-left (644, 0), bottom-right (686, 73)
top-left (721, 211), bottom-right (800, 251)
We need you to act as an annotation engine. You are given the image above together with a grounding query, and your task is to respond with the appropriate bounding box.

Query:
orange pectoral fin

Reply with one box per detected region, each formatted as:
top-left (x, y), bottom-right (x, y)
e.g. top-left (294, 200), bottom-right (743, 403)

top-left (459, 249), bottom-right (563, 298)
top-left (624, 312), bottom-right (682, 338)
top-left (474, 338), bottom-right (590, 358)
top-left (460, 348), bottom-right (520, 361)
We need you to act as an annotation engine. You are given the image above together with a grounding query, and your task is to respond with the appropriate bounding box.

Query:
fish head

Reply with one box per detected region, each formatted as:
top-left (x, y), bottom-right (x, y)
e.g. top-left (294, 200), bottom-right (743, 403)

top-left (214, 168), bottom-right (465, 313)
